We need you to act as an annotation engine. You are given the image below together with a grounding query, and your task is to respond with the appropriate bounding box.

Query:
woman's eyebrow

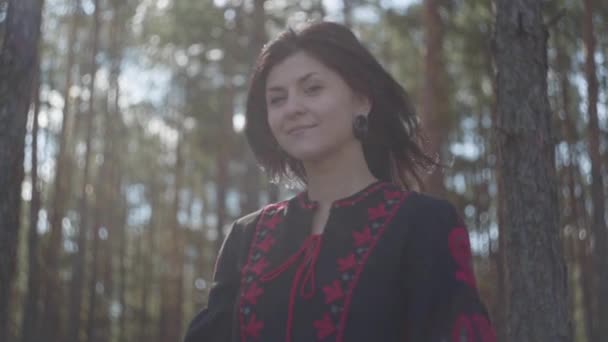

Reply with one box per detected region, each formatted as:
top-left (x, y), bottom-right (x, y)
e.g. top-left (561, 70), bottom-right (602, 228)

top-left (266, 72), bottom-right (319, 92)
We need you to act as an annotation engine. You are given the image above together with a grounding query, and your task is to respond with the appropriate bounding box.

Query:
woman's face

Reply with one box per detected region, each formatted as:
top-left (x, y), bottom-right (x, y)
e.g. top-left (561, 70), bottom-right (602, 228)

top-left (265, 51), bottom-right (370, 164)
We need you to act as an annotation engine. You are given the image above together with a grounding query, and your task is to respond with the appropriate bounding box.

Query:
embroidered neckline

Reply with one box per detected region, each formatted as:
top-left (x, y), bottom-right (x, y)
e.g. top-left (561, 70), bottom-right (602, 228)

top-left (296, 180), bottom-right (390, 210)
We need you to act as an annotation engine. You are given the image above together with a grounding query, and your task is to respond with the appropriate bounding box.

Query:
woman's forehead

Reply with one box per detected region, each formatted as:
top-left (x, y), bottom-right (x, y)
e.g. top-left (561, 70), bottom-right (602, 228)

top-left (266, 52), bottom-right (331, 90)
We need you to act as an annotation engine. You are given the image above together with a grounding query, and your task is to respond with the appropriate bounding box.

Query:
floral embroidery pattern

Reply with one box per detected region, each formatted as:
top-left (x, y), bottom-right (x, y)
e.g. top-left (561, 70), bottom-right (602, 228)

top-left (314, 188), bottom-right (409, 341)
top-left (238, 183), bottom-right (411, 342)
top-left (238, 202), bottom-right (288, 341)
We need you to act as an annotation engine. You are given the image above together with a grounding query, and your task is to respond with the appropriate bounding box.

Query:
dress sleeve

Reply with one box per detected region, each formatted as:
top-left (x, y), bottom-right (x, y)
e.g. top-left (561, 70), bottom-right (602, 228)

top-left (183, 221), bottom-right (243, 342)
top-left (401, 197), bottom-right (496, 342)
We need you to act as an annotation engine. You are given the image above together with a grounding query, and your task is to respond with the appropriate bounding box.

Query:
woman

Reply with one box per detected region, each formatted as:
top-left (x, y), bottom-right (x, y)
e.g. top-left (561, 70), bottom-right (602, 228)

top-left (184, 21), bottom-right (496, 342)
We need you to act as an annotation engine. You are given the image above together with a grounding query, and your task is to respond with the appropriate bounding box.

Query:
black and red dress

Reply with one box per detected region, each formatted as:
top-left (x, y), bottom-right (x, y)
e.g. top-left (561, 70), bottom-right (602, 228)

top-left (184, 181), bottom-right (496, 342)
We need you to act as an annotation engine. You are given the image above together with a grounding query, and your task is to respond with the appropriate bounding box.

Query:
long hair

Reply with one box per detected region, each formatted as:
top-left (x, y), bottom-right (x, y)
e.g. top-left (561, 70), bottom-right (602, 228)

top-left (244, 21), bottom-right (437, 190)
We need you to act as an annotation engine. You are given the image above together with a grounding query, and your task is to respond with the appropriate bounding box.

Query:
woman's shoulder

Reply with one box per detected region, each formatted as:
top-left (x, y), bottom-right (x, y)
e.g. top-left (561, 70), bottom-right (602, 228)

top-left (397, 191), bottom-right (463, 237)
top-left (231, 198), bottom-right (291, 234)
top-left (402, 191), bottom-right (460, 220)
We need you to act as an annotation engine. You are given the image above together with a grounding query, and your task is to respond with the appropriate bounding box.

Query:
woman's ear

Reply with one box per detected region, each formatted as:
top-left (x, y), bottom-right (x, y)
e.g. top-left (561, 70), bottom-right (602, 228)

top-left (353, 92), bottom-right (372, 116)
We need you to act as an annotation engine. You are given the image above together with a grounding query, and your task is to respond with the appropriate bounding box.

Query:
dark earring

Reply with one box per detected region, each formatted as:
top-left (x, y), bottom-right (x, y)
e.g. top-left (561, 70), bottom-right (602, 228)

top-left (353, 114), bottom-right (368, 141)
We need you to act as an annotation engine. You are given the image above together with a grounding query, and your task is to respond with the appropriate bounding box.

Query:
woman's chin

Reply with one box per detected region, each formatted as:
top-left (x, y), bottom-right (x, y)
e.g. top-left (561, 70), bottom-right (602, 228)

top-left (286, 147), bottom-right (329, 164)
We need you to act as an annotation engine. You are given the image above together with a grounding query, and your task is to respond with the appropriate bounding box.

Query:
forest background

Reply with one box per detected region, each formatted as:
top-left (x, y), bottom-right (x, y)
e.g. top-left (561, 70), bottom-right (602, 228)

top-left (0, 0), bottom-right (607, 341)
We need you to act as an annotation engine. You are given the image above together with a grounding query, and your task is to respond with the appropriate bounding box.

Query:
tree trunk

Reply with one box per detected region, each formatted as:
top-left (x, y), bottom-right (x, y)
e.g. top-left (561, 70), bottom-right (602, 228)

top-left (85, 216), bottom-right (101, 342)
top-left (68, 0), bottom-right (100, 342)
top-left (215, 58), bottom-right (236, 253)
top-left (342, 0), bottom-right (352, 29)
top-left (0, 0), bottom-right (43, 340)
top-left (140, 180), bottom-right (160, 342)
top-left (494, 1), bottom-right (572, 341)
top-left (582, 1), bottom-right (608, 340)
top-left (42, 1), bottom-right (80, 339)
top-left (486, 16), bottom-right (507, 340)
top-left (238, 0), bottom-right (264, 213)
top-left (421, 0), bottom-right (447, 196)
top-left (169, 133), bottom-right (185, 342)
top-left (20, 64), bottom-right (42, 342)
top-left (251, 0), bottom-right (279, 204)
top-left (555, 28), bottom-right (594, 342)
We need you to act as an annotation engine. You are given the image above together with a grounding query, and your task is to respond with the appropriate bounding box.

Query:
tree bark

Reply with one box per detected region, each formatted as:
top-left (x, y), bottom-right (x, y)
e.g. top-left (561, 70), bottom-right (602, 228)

top-left (169, 132), bottom-right (185, 342)
top-left (421, 0), bottom-right (447, 196)
top-left (42, 1), bottom-right (80, 338)
top-left (215, 56), bottom-right (236, 254)
top-left (494, 1), bottom-right (572, 341)
top-left (342, 0), bottom-right (352, 29)
top-left (67, 0), bottom-right (100, 342)
top-left (582, 1), bottom-right (608, 340)
top-left (0, 0), bottom-right (43, 340)
top-left (251, 0), bottom-right (280, 204)
top-left (555, 28), bottom-right (594, 342)
top-left (20, 64), bottom-right (42, 342)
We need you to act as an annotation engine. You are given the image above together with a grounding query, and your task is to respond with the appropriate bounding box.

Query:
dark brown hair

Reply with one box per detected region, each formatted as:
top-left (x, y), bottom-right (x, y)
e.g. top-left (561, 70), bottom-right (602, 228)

top-left (244, 21), bottom-right (436, 190)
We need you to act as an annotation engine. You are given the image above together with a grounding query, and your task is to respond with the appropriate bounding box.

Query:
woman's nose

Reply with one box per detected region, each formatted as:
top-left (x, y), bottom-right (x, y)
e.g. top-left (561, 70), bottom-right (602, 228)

top-left (283, 94), bottom-right (306, 118)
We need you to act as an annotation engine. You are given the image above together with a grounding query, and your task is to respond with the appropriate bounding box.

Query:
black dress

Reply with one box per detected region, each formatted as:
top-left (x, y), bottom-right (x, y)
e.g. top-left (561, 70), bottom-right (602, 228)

top-left (184, 181), bottom-right (496, 342)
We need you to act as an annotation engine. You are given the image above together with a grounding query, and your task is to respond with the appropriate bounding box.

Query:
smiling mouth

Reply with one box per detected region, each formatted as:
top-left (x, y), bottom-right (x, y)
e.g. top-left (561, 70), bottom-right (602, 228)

top-left (287, 125), bottom-right (317, 135)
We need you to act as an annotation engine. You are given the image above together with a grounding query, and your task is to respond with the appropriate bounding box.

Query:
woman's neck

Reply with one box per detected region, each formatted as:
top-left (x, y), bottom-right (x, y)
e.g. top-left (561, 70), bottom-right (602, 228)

top-left (302, 143), bottom-right (377, 208)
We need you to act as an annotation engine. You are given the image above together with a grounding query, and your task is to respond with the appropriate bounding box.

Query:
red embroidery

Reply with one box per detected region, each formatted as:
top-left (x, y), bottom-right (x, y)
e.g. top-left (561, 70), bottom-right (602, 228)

top-left (243, 314), bottom-right (264, 338)
top-left (384, 189), bottom-right (402, 200)
top-left (472, 314), bottom-right (496, 342)
top-left (337, 253), bottom-right (357, 272)
top-left (243, 283), bottom-right (264, 305)
top-left (353, 227), bottom-right (373, 247)
top-left (239, 184), bottom-right (409, 342)
top-left (323, 280), bottom-right (345, 303)
top-left (257, 235), bottom-right (275, 252)
top-left (250, 258), bottom-right (269, 276)
top-left (238, 202), bottom-right (288, 341)
top-left (368, 203), bottom-right (388, 220)
top-left (264, 214), bottom-right (283, 229)
top-left (452, 314), bottom-right (474, 341)
top-left (451, 314), bottom-right (496, 341)
top-left (314, 191), bottom-right (407, 342)
top-left (313, 313), bottom-right (337, 339)
top-left (448, 227), bottom-right (477, 289)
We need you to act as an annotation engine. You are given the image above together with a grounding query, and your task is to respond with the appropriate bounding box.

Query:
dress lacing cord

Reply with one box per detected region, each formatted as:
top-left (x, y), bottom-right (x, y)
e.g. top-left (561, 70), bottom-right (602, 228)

top-left (260, 234), bottom-right (322, 342)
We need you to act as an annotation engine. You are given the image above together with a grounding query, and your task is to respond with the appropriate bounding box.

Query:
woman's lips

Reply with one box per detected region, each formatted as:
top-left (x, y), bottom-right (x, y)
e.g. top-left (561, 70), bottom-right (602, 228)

top-left (287, 124), bottom-right (317, 135)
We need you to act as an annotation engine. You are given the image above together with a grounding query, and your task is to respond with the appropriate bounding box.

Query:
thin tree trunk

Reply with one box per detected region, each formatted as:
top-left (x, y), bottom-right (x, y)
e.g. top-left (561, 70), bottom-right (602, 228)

top-left (20, 64), bottom-right (42, 342)
top-left (43, 2), bottom-right (80, 339)
top-left (215, 73), bottom-right (235, 254)
top-left (494, 1), bottom-right (572, 340)
top-left (486, 16), bottom-right (507, 341)
top-left (81, 1), bottom-right (102, 341)
top-left (573, 165), bottom-right (596, 342)
top-left (85, 215), bottom-right (101, 342)
top-left (582, 1), bottom-right (608, 340)
top-left (421, 0), bottom-right (447, 196)
top-left (67, 0), bottom-right (100, 342)
top-left (238, 0), bottom-right (263, 213)
top-left (140, 180), bottom-right (160, 342)
top-left (136, 222), bottom-right (147, 342)
top-left (0, 0), bottom-right (43, 340)
top-left (96, 94), bottom-right (117, 342)
top-left (251, 0), bottom-right (279, 204)
top-left (342, 0), bottom-right (352, 29)
top-left (169, 133), bottom-right (185, 342)
top-left (556, 29), bottom-right (594, 342)
top-left (116, 118), bottom-right (127, 342)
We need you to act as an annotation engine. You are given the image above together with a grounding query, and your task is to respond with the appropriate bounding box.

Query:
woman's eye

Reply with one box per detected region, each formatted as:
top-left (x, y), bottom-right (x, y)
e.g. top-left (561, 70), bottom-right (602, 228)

top-left (305, 85), bottom-right (322, 94)
top-left (269, 97), bottom-right (285, 105)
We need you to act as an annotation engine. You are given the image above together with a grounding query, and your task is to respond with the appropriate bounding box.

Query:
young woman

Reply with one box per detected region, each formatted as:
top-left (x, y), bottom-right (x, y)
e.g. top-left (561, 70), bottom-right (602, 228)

top-left (184, 21), bottom-right (496, 342)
